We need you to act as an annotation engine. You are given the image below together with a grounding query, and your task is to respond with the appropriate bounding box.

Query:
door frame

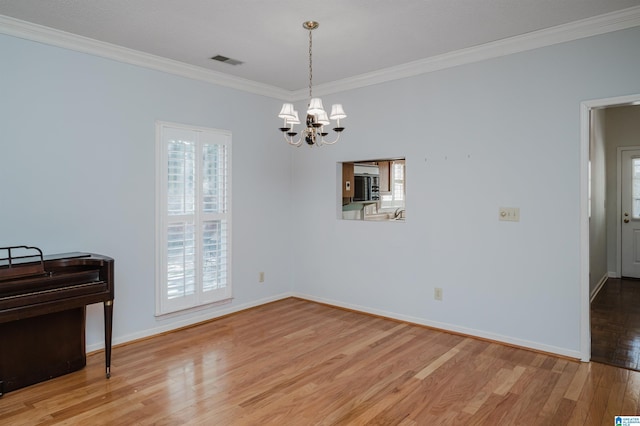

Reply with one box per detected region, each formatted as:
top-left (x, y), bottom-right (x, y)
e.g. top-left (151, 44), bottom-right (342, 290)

top-left (580, 93), bottom-right (640, 361)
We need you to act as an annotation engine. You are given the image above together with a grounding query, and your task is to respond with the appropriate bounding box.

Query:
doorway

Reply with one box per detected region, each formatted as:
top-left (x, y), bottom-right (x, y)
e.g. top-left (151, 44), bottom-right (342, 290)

top-left (584, 95), bottom-right (640, 367)
top-left (620, 148), bottom-right (640, 278)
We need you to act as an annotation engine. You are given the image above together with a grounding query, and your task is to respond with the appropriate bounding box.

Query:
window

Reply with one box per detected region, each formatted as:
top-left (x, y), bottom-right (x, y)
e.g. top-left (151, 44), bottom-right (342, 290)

top-left (381, 160), bottom-right (405, 209)
top-left (634, 158), bottom-right (640, 219)
top-left (156, 122), bottom-right (231, 315)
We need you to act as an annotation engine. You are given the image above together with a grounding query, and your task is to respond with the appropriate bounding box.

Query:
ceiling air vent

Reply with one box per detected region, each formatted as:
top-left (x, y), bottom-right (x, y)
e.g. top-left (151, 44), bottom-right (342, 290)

top-left (210, 55), bottom-right (243, 66)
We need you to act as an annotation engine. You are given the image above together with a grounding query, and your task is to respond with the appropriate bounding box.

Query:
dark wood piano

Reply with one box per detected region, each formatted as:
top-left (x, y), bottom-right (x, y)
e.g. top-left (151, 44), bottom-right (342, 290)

top-left (0, 246), bottom-right (114, 396)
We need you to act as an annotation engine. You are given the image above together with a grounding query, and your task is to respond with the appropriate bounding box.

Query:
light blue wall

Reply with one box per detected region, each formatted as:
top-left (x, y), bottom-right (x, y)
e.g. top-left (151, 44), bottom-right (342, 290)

top-left (290, 27), bottom-right (640, 358)
top-left (2, 25), bottom-right (640, 359)
top-left (0, 34), bottom-right (294, 349)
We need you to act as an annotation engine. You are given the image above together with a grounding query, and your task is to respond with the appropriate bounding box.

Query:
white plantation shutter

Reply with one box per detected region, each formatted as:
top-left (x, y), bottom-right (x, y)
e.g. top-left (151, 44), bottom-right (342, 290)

top-left (157, 122), bottom-right (231, 315)
top-left (392, 162), bottom-right (405, 202)
top-left (380, 160), bottom-right (405, 209)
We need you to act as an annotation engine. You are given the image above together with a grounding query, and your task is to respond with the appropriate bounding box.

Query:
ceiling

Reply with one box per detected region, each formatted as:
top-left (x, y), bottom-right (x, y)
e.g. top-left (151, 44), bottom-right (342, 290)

top-left (1, 0), bottom-right (640, 92)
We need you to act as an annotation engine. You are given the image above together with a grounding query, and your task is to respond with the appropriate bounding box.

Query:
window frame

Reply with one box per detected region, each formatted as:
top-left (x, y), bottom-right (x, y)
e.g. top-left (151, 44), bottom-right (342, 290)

top-left (155, 121), bottom-right (232, 316)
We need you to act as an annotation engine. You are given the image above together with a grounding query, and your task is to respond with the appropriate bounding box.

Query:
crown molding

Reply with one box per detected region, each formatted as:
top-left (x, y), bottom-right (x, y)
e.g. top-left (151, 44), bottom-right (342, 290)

top-left (0, 14), bottom-right (290, 100)
top-left (291, 5), bottom-right (640, 100)
top-left (2, 6), bottom-right (639, 102)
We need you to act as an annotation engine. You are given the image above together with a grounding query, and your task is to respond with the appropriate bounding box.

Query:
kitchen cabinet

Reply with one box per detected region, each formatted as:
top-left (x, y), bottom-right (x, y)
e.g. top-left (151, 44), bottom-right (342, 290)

top-left (342, 162), bottom-right (354, 198)
top-left (378, 161), bottom-right (390, 192)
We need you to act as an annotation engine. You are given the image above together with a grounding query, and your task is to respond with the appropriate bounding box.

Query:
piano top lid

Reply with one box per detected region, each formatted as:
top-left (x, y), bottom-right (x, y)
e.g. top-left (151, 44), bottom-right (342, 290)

top-left (43, 252), bottom-right (92, 262)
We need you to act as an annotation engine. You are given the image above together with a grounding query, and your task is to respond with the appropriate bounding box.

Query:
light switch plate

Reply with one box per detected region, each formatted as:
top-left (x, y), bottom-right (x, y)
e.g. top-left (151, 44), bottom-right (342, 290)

top-left (499, 207), bottom-right (520, 222)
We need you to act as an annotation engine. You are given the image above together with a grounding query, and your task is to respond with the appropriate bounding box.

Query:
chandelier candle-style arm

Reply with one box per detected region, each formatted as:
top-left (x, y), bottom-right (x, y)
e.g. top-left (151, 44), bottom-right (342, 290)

top-left (281, 109), bottom-right (302, 146)
top-left (277, 20), bottom-right (346, 147)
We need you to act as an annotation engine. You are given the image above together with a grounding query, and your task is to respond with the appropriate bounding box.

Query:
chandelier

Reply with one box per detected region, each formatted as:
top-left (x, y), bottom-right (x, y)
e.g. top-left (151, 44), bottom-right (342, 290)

top-left (278, 21), bottom-right (346, 147)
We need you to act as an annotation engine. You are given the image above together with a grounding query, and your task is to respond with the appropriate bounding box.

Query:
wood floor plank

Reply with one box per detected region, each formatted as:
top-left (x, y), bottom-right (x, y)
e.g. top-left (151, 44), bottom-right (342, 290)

top-left (565, 361), bottom-right (593, 401)
top-left (413, 339), bottom-right (468, 380)
top-left (537, 359), bottom-right (579, 423)
top-left (511, 368), bottom-right (561, 425)
top-left (2, 298), bottom-right (639, 425)
top-left (624, 371), bottom-right (640, 414)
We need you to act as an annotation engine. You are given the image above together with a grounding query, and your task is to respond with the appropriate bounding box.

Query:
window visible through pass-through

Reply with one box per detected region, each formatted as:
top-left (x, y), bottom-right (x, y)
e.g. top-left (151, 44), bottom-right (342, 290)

top-left (157, 122), bottom-right (231, 315)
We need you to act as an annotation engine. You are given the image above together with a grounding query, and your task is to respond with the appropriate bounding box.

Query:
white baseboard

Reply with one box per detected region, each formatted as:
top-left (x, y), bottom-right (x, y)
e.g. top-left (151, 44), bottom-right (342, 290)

top-left (292, 292), bottom-right (583, 360)
top-left (88, 291), bottom-right (583, 360)
top-left (86, 292), bottom-right (294, 353)
top-left (590, 273), bottom-right (609, 303)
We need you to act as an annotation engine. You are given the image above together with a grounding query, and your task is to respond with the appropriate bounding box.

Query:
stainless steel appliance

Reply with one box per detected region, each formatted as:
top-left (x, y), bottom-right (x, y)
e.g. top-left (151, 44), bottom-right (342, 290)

top-left (354, 172), bottom-right (380, 201)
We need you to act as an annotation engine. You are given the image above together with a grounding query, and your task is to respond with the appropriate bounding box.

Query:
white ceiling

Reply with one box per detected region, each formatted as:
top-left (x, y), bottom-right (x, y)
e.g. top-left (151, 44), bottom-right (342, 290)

top-left (1, 0), bottom-right (640, 92)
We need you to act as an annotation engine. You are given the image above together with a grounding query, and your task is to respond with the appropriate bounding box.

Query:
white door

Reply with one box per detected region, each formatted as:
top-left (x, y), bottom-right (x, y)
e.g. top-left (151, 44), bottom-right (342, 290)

top-left (621, 149), bottom-right (640, 277)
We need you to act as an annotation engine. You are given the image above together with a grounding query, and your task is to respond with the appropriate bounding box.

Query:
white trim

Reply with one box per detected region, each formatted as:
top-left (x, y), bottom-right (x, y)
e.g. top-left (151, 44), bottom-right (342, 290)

top-left (86, 292), bottom-right (294, 353)
top-left (290, 6), bottom-right (640, 99)
top-left (293, 293), bottom-right (583, 360)
top-left (155, 123), bottom-right (163, 316)
top-left (90, 291), bottom-right (583, 358)
top-left (155, 121), bottom-right (232, 316)
top-left (580, 93), bottom-right (640, 362)
top-left (0, 15), bottom-right (289, 101)
top-left (590, 272), bottom-right (609, 303)
top-left (580, 101), bottom-right (592, 362)
top-left (617, 147), bottom-right (624, 276)
top-left (2, 6), bottom-right (640, 100)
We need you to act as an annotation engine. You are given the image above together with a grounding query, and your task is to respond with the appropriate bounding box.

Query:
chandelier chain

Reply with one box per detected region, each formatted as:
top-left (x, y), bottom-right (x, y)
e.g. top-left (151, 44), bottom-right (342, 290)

top-left (308, 28), bottom-right (313, 100)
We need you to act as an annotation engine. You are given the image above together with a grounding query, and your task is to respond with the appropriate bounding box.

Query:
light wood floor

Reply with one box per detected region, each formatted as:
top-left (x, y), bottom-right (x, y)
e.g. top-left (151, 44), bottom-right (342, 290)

top-left (1, 298), bottom-right (638, 425)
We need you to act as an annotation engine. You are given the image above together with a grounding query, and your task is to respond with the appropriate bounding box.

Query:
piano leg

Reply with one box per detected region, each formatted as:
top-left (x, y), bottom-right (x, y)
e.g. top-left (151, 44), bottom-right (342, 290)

top-left (104, 300), bottom-right (113, 379)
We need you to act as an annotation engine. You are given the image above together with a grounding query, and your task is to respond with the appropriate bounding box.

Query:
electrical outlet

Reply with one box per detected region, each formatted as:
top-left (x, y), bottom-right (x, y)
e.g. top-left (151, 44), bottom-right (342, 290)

top-left (259, 272), bottom-right (265, 283)
top-left (434, 287), bottom-right (443, 301)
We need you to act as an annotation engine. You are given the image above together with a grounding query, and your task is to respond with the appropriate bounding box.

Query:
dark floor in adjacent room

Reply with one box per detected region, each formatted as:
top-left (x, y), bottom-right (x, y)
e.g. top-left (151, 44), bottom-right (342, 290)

top-left (591, 277), bottom-right (640, 371)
